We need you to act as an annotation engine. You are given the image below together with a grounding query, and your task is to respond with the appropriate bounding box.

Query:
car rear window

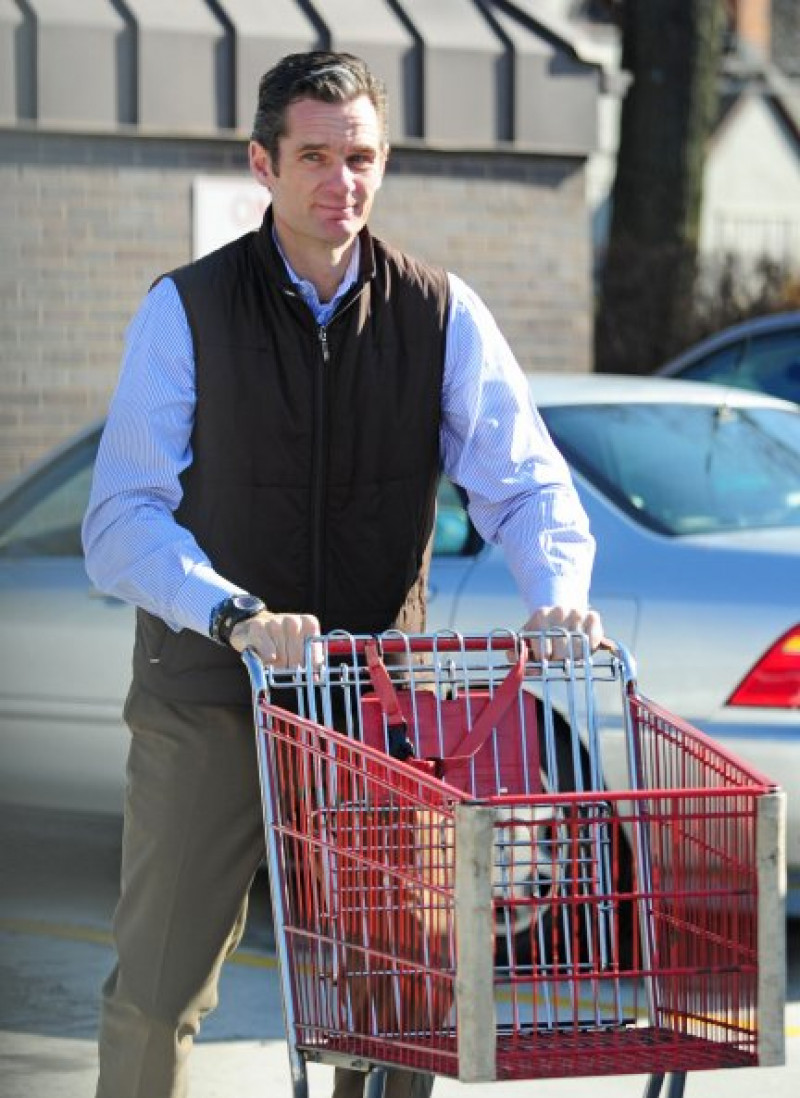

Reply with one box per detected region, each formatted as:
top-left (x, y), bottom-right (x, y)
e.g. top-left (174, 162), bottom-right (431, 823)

top-left (542, 402), bottom-right (800, 535)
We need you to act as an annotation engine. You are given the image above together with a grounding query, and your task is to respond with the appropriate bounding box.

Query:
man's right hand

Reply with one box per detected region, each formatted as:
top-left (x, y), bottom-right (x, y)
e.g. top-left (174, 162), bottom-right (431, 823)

top-left (228, 610), bottom-right (321, 669)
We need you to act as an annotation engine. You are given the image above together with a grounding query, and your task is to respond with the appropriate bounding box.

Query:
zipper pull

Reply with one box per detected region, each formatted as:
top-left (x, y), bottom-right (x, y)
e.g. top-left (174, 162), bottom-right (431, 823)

top-left (318, 326), bottom-right (330, 364)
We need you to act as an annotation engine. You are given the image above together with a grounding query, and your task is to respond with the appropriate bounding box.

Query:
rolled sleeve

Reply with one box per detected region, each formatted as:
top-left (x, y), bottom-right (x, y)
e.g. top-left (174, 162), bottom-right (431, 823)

top-left (82, 278), bottom-right (246, 636)
top-left (441, 273), bottom-right (595, 611)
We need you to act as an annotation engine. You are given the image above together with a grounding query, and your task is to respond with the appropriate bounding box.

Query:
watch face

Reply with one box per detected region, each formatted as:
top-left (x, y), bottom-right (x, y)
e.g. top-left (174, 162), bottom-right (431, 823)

top-left (233, 595), bottom-right (263, 614)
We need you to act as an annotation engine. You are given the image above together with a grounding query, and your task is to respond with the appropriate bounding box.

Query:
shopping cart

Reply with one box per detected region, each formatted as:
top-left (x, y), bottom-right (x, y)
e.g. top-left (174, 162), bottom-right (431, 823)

top-left (243, 630), bottom-right (786, 1098)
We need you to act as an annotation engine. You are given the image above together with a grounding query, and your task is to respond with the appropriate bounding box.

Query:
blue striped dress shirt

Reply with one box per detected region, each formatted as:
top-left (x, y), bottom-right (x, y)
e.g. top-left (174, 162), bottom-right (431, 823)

top-left (83, 253), bottom-right (595, 637)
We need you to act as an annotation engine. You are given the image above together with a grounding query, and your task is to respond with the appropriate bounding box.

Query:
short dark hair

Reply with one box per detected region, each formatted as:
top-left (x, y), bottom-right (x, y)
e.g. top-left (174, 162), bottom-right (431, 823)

top-left (251, 51), bottom-right (389, 167)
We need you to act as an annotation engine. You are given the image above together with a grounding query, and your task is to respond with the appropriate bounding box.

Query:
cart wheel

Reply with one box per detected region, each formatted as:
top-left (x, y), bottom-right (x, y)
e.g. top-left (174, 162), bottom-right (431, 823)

top-left (364, 1067), bottom-right (387, 1098)
top-left (493, 703), bottom-right (635, 972)
top-left (643, 1072), bottom-right (687, 1098)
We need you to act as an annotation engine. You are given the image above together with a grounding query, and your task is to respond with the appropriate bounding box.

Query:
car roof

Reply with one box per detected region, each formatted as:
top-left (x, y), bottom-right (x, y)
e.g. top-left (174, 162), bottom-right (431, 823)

top-left (528, 371), bottom-right (800, 411)
top-left (657, 310), bottom-right (800, 377)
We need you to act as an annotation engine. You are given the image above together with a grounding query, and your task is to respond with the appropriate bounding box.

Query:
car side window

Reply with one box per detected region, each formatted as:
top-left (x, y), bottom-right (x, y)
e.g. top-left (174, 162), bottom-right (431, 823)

top-left (741, 330), bottom-right (800, 403)
top-left (677, 343), bottom-right (742, 386)
top-left (0, 434), bottom-right (98, 557)
top-left (679, 327), bottom-right (800, 404)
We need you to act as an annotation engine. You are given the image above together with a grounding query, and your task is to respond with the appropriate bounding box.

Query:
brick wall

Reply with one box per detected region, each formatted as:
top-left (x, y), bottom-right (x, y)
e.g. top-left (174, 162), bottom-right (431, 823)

top-left (0, 130), bottom-right (592, 483)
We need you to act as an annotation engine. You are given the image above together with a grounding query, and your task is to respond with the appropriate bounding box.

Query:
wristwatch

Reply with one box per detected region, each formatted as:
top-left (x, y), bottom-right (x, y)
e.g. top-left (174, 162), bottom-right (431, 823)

top-left (209, 594), bottom-right (266, 647)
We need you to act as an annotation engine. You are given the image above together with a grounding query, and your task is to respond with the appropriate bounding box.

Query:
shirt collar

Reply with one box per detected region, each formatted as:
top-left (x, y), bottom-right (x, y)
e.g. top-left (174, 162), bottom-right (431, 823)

top-left (272, 227), bottom-right (360, 325)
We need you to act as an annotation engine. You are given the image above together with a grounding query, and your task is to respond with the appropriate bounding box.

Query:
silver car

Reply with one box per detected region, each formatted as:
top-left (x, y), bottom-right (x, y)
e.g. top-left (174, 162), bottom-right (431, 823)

top-left (1, 374), bottom-right (798, 913)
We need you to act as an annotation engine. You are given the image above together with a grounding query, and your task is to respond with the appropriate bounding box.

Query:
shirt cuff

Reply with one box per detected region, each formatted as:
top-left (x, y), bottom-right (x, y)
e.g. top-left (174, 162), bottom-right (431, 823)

top-left (168, 563), bottom-right (249, 637)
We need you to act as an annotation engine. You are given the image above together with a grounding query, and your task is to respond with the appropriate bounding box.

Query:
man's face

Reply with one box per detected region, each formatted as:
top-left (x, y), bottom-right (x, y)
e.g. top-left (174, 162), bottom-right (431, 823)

top-left (250, 94), bottom-right (387, 256)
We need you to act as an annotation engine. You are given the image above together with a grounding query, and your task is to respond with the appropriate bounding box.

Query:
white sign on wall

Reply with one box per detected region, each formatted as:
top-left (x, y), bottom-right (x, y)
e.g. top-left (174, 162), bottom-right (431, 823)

top-left (192, 175), bottom-right (271, 259)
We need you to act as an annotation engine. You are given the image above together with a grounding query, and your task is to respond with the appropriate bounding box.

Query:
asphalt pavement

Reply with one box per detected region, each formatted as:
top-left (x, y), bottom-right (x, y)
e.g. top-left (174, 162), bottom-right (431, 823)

top-left (1, 805), bottom-right (798, 1098)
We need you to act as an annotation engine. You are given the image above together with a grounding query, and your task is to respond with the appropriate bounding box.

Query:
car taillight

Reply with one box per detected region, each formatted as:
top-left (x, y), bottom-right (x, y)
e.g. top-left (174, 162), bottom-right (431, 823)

top-left (727, 625), bottom-right (800, 708)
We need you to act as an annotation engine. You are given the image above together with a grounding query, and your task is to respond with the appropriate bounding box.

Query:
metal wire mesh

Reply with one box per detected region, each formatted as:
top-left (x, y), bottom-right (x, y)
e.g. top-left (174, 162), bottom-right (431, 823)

top-left (249, 633), bottom-right (780, 1082)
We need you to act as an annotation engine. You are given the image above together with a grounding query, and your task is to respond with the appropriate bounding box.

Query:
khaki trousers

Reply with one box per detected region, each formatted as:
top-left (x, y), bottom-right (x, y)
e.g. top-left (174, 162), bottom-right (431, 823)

top-left (96, 683), bottom-right (434, 1098)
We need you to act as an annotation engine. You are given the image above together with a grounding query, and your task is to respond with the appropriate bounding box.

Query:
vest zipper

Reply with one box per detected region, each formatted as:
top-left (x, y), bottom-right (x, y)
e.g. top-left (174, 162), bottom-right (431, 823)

top-left (308, 291), bottom-right (363, 620)
top-left (318, 325), bottom-right (330, 365)
top-left (310, 325), bottom-right (329, 612)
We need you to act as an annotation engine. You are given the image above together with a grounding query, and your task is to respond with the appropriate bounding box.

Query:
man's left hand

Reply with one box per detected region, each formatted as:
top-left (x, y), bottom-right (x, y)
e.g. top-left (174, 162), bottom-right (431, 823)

top-left (520, 605), bottom-right (604, 661)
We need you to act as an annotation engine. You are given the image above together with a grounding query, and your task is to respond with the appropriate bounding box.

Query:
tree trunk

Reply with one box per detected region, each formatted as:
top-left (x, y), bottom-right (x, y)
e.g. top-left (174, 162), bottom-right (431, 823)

top-left (595, 0), bottom-right (724, 374)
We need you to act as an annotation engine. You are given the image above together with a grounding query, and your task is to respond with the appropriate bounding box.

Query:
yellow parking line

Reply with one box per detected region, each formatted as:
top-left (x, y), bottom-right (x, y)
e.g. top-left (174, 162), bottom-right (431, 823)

top-left (229, 949), bottom-right (278, 970)
top-left (2, 917), bottom-right (797, 1038)
top-left (0, 917), bottom-right (112, 948)
top-left (0, 917), bottom-right (277, 970)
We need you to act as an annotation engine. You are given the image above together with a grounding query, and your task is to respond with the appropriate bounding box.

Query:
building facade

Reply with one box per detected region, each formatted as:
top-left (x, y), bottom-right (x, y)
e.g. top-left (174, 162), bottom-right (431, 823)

top-left (0, 0), bottom-right (600, 482)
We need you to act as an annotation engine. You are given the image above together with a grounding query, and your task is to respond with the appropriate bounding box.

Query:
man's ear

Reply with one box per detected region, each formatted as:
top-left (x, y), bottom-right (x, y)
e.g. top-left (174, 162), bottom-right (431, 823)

top-left (249, 140), bottom-right (275, 189)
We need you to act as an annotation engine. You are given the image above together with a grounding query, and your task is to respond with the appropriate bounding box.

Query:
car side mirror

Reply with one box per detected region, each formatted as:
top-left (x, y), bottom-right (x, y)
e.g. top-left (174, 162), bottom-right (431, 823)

top-left (434, 506), bottom-right (472, 555)
top-left (433, 480), bottom-right (484, 557)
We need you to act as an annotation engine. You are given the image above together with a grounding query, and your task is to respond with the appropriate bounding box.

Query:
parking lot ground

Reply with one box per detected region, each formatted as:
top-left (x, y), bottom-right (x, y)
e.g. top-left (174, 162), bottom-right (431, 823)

top-left (1, 805), bottom-right (799, 1098)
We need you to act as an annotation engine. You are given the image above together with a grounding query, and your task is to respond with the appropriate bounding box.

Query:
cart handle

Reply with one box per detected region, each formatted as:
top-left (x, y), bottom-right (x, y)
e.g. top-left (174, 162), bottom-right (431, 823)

top-left (321, 631), bottom-right (638, 693)
top-left (323, 630), bottom-right (579, 657)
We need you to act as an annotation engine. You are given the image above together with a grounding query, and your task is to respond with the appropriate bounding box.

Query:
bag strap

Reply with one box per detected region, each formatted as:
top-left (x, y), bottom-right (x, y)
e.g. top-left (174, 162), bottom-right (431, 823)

top-left (363, 639), bottom-right (528, 770)
top-left (445, 645), bottom-right (527, 769)
top-left (364, 641), bottom-right (415, 760)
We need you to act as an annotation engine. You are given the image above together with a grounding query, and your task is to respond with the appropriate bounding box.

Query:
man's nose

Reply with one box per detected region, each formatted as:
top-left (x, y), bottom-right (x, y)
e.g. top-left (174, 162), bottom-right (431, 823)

top-left (326, 160), bottom-right (355, 190)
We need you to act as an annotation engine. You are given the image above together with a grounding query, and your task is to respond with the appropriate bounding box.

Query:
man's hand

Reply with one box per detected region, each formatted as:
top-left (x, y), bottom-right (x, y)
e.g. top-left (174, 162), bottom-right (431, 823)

top-left (228, 610), bottom-right (321, 669)
top-left (520, 605), bottom-right (604, 662)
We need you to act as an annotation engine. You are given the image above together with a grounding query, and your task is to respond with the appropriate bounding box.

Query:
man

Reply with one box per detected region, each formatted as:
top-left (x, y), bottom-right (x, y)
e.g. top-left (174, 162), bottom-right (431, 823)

top-left (83, 50), bottom-right (602, 1098)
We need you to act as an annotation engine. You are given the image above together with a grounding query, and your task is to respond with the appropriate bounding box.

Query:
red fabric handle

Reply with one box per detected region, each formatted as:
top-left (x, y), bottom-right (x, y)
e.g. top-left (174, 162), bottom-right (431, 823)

top-left (363, 640), bottom-right (528, 770)
top-left (445, 644), bottom-right (527, 766)
top-left (364, 641), bottom-right (417, 760)
top-left (364, 641), bottom-right (407, 727)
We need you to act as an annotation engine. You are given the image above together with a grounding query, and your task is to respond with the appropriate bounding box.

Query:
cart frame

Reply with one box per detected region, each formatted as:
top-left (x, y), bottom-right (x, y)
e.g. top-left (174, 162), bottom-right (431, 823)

top-left (243, 631), bottom-right (786, 1098)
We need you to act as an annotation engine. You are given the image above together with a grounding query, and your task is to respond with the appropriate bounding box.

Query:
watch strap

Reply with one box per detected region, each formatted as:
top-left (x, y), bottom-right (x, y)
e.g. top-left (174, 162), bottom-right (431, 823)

top-left (209, 595), bottom-right (266, 647)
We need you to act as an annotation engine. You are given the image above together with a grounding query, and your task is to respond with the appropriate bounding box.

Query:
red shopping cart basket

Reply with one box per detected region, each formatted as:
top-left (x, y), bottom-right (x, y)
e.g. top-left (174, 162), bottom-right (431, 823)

top-left (244, 631), bottom-right (786, 1098)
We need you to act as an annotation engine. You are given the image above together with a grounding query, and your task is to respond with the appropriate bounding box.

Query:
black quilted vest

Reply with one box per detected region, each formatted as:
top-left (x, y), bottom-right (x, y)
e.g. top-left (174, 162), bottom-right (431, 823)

top-left (132, 211), bottom-right (450, 704)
